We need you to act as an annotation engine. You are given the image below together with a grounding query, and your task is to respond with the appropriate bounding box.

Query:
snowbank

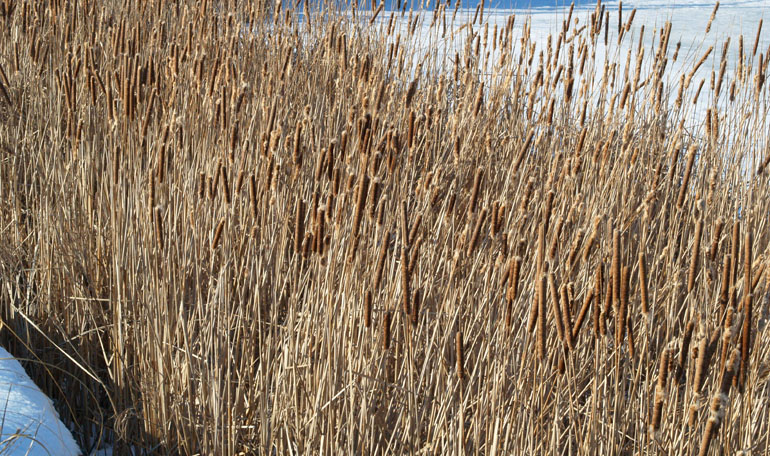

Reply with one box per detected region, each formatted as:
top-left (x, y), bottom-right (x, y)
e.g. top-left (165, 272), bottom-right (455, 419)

top-left (0, 347), bottom-right (80, 456)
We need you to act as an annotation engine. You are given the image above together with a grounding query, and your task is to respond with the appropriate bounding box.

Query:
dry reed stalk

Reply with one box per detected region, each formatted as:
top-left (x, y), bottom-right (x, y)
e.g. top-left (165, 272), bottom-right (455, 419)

top-left (611, 228), bottom-right (621, 314)
top-left (383, 311), bottom-right (391, 350)
top-left (739, 229), bottom-right (753, 390)
top-left (718, 307), bottom-right (735, 375)
top-left (719, 254), bottom-right (731, 317)
top-left (456, 331), bottom-right (465, 380)
top-left (729, 221), bottom-right (740, 308)
top-left (688, 218), bottom-right (704, 294)
top-left (351, 173), bottom-right (369, 241)
top-left (698, 349), bottom-right (739, 456)
top-left (373, 231), bottom-right (390, 290)
top-left (650, 347), bottom-right (671, 436)
top-left (537, 274), bottom-right (547, 360)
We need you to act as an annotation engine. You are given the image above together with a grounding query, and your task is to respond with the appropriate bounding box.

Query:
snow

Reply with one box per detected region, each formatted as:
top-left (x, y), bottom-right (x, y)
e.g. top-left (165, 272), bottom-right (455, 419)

top-left (0, 347), bottom-right (80, 456)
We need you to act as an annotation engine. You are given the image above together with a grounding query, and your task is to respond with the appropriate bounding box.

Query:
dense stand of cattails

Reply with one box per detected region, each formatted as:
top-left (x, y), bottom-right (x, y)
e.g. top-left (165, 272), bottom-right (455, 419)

top-left (0, 0), bottom-right (769, 454)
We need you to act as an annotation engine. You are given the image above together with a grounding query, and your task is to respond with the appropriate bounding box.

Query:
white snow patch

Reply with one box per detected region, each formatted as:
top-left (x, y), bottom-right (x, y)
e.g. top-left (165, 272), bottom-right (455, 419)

top-left (0, 347), bottom-right (80, 456)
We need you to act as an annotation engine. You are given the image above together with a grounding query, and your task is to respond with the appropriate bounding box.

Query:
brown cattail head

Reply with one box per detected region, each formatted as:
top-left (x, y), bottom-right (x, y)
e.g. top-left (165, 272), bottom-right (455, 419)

top-left (212, 218), bottom-right (225, 250)
top-left (364, 291), bottom-right (372, 328)
top-left (611, 228), bottom-right (622, 313)
top-left (469, 168), bottom-right (483, 215)
top-left (639, 252), bottom-right (649, 315)
top-left (295, 199), bottom-right (306, 255)
top-left (617, 266), bottom-right (630, 349)
top-left (678, 320), bottom-right (696, 384)
top-left (687, 218), bottom-right (704, 294)
top-left (651, 346), bottom-right (671, 436)
top-left (456, 331), bottom-right (465, 380)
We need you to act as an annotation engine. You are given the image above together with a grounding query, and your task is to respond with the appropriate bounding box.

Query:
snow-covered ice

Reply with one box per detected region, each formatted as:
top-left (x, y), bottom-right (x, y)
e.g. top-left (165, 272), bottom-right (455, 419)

top-left (0, 347), bottom-right (80, 456)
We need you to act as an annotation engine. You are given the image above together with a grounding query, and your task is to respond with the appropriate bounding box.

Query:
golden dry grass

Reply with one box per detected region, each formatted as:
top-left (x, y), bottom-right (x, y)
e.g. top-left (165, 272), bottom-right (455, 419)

top-left (1, 0), bottom-right (770, 454)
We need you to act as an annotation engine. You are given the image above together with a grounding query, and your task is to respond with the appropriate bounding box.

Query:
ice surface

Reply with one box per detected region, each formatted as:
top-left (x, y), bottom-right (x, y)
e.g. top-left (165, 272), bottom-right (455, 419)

top-left (0, 347), bottom-right (80, 456)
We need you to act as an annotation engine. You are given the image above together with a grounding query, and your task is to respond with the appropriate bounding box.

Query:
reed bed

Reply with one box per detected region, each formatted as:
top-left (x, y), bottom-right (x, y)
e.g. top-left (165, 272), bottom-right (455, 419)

top-left (1, 0), bottom-right (770, 454)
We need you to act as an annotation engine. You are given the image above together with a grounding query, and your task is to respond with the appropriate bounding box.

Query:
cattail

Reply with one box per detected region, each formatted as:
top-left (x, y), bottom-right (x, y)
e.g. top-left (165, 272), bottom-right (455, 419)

top-left (718, 255), bottom-right (731, 317)
top-left (383, 311), bottom-right (391, 350)
top-left (698, 349), bottom-right (739, 456)
top-left (729, 221), bottom-right (740, 308)
top-left (572, 286), bottom-right (594, 341)
top-left (601, 272), bottom-right (613, 337)
top-left (294, 200), bottom-right (306, 255)
top-left (651, 347), bottom-right (671, 436)
top-left (636, 252), bottom-right (649, 315)
top-left (753, 19), bottom-right (763, 57)
top-left (676, 144), bottom-right (697, 209)
top-left (567, 229), bottom-right (585, 270)
top-left (212, 218), bottom-right (225, 250)
top-left (508, 256), bottom-right (522, 303)
top-left (513, 128), bottom-right (536, 173)
top-left (542, 191), bottom-right (555, 236)
top-left (537, 274), bottom-right (547, 360)
top-left (408, 236), bottom-right (423, 276)
top-left (537, 224), bottom-right (547, 275)
top-left (705, 2), bottom-right (719, 33)
top-left (582, 217), bottom-right (602, 262)
top-left (688, 218), bottom-right (704, 293)
top-left (611, 228), bottom-right (621, 313)
top-left (198, 172), bottom-right (206, 199)
top-left (364, 291), bottom-right (372, 328)
top-left (740, 229), bottom-right (753, 390)
top-left (617, 266), bottom-right (630, 349)
top-left (469, 169), bottom-right (483, 215)
top-left (560, 284), bottom-right (574, 351)
top-left (373, 231), bottom-right (390, 290)
top-left (593, 264), bottom-right (603, 338)
top-left (153, 207), bottom-right (164, 251)
top-left (549, 273), bottom-right (566, 345)
top-left (411, 289), bottom-right (420, 326)
top-left (692, 332), bottom-right (715, 396)
top-left (220, 164), bottom-right (231, 205)
top-left (466, 208), bottom-right (487, 256)
top-left (456, 331), bottom-right (465, 380)
top-left (408, 213), bottom-right (422, 247)
top-left (678, 320), bottom-right (696, 384)
top-left (547, 216), bottom-right (564, 260)
top-left (718, 307), bottom-right (735, 375)
top-left (709, 218), bottom-right (724, 261)
top-left (351, 173), bottom-right (369, 241)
